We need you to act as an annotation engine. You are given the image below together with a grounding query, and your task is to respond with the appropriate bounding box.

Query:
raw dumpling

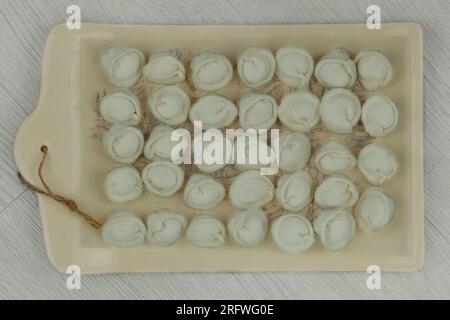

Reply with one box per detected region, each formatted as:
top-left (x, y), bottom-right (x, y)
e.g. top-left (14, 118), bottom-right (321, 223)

top-left (234, 137), bottom-right (274, 172)
top-left (183, 174), bottom-right (225, 210)
top-left (191, 51), bottom-right (233, 91)
top-left (271, 213), bottom-right (315, 253)
top-left (143, 51), bottom-right (185, 84)
top-left (315, 141), bottom-right (357, 174)
top-left (227, 208), bottom-right (269, 247)
top-left (101, 211), bottom-right (146, 248)
top-left (144, 125), bottom-right (181, 161)
top-left (103, 125), bottom-right (144, 164)
top-left (314, 175), bottom-right (359, 209)
top-left (314, 48), bottom-right (357, 89)
top-left (275, 170), bottom-right (314, 212)
top-left (361, 95), bottom-right (399, 137)
top-left (194, 135), bottom-right (233, 173)
top-left (100, 46), bottom-right (145, 88)
top-left (313, 209), bottom-right (356, 250)
top-left (358, 144), bottom-right (399, 186)
top-left (141, 161), bottom-right (184, 197)
top-left (355, 50), bottom-right (393, 91)
top-left (355, 187), bottom-right (395, 232)
top-left (189, 94), bottom-right (238, 129)
top-left (104, 166), bottom-right (143, 203)
top-left (237, 47), bottom-right (275, 88)
top-left (229, 170), bottom-right (274, 209)
top-left (238, 93), bottom-right (277, 130)
top-left (187, 215), bottom-right (226, 247)
top-left (278, 92), bottom-right (320, 133)
top-left (146, 209), bottom-right (187, 246)
top-left (148, 85), bottom-right (191, 126)
top-left (275, 47), bottom-right (314, 88)
top-left (319, 88), bottom-right (361, 134)
top-left (272, 131), bottom-right (311, 172)
top-left (100, 90), bottom-right (142, 126)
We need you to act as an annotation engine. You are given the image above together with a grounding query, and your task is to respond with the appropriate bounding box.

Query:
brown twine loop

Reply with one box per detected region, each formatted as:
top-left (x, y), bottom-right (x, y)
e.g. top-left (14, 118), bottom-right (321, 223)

top-left (17, 145), bottom-right (102, 229)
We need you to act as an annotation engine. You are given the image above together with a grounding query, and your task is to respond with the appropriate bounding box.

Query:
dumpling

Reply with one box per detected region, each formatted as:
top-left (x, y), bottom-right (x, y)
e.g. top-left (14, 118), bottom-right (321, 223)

top-left (275, 170), bottom-right (314, 211)
top-left (355, 187), bottom-right (395, 232)
top-left (229, 170), bottom-right (274, 209)
top-left (191, 51), bottom-right (233, 91)
top-left (146, 209), bottom-right (187, 246)
top-left (355, 50), bottom-right (393, 91)
top-left (194, 135), bottom-right (233, 173)
top-left (314, 141), bottom-right (357, 174)
top-left (314, 48), bottom-right (357, 89)
top-left (144, 125), bottom-right (180, 161)
top-left (238, 93), bottom-right (277, 130)
top-left (100, 46), bottom-right (145, 88)
top-left (186, 215), bottom-right (226, 247)
top-left (358, 144), bottom-right (399, 186)
top-left (141, 161), bottom-right (184, 197)
top-left (313, 209), bottom-right (356, 250)
top-left (319, 88), bottom-right (361, 134)
top-left (143, 51), bottom-right (185, 84)
top-left (275, 47), bottom-right (314, 88)
top-left (278, 92), bottom-right (320, 133)
top-left (314, 175), bottom-right (359, 209)
top-left (234, 137), bottom-right (274, 172)
top-left (271, 213), bottom-right (315, 253)
top-left (100, 90), bottom-right (142, 126)
top-left (237, 47), bottom-right (275, 88)
top-left (189, 94), bottom-right (238, 129)
top-left (227, 208), bottom-right (269, 247)
top-left (103, 125), bottom-right (144, 163)
top-left (361, 95), bottom-right (399, 137)
top-left (104, 166), bottom-right (143, 203)
top-left (148, 85), bottom-right (191, 126)
top-left (272, 131), bottom-right (311, 172)
top-left (183, 174), bottom-right (225, 210)
top-left (101, 211), bottom-right (146, 248)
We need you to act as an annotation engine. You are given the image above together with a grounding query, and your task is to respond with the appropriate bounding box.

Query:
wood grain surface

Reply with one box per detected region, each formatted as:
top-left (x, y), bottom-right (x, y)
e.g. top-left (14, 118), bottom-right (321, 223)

top-left (1, 0), bottom-right (449, 299)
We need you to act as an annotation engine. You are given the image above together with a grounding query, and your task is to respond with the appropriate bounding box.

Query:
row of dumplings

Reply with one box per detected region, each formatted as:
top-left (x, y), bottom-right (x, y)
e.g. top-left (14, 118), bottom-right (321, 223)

top-left (102, 185), bottom-right (394, 252)
top-left (106, 152), bottom-right (396, 212)
top-left (105, 139), bottom-right (398, 207)
top-left (101, 46), bottom-right (392, 91)
top-left (102, 124), bottom-right (312, 173)
top-left (100, 86), bottom-right (399, 139)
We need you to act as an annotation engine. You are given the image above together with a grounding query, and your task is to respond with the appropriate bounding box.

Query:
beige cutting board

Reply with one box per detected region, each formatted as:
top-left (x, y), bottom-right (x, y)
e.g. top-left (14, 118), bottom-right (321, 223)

top-left (14, 23), bottom-right (423, 274)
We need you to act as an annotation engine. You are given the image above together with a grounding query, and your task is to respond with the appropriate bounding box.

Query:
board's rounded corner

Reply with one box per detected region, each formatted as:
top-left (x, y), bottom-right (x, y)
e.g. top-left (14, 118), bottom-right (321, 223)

top-left (407, 22), bottom-right (423, 40)
top-left (48, 23), bottom-right (70, 38)
top-left (46, 247), bottom-right (71, 274)
top-left (406, 252), bottom-right (424, 272)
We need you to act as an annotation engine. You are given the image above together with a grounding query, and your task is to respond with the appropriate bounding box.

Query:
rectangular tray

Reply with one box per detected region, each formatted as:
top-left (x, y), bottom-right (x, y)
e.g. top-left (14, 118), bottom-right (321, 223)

top-left (14, 23), bottom-right (423, 273)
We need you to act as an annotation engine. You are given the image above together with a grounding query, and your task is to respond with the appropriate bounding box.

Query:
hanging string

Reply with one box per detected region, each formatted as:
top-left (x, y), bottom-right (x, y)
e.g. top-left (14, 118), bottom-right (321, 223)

top-left (17, 145), bottom-right (102, 229)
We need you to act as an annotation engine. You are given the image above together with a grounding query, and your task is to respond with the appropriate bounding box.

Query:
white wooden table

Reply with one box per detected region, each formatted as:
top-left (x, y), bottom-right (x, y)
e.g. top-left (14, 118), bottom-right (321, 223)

top-left (1, 0), bottom-right (449, 299)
